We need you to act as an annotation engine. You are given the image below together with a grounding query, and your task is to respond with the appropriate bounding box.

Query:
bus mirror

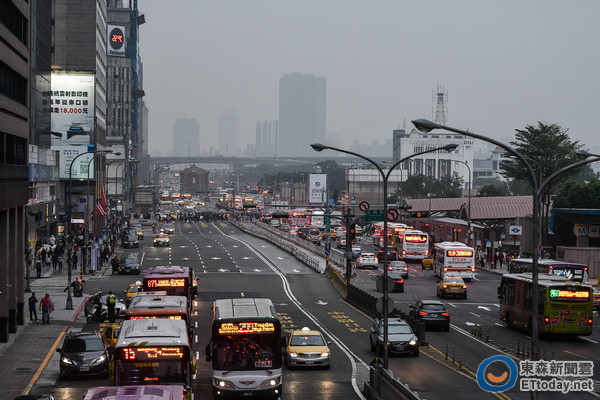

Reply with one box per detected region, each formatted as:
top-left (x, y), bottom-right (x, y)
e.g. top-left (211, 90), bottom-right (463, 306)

top-left (205, 355), bottom-right (212, 362)
top-left (497, 286), bottom-right (501, 295)
top-left (205, 343), bottom-right (211, 357)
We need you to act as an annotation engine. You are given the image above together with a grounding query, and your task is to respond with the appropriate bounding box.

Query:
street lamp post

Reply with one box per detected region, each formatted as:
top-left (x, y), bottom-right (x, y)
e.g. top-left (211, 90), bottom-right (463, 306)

top-left (453, 160), bottom-right (472, 246)
top-left (66, 149), bottom-right (111, 309)
top-left (311, 142), bottom-right (458, 369)
top-left (412, 119), bottom-right (600, 391)
top-left (152, 165), bottom-right (170, 216)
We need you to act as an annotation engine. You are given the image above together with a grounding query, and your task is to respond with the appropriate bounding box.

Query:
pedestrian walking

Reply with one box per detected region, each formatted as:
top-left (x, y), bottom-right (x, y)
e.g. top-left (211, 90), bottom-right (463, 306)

top-left (40, 293), bottom-right (52, 324)
top-left (106, 291), bottom-right (117, 323)
top-left (493, 251), bottom-right (498, 269)
top-left (35, 259), bottom-right (42, 278)
top-left (58, 253), bottom-right (64, 270)
top-left (498, 252), bottom-right (504, 267)
top-left (52, 252), bottom-right (59, 270)
top-left (72, 252), bottom-right (78, 270)
top-left (28, 292), bottom-right (38, 323)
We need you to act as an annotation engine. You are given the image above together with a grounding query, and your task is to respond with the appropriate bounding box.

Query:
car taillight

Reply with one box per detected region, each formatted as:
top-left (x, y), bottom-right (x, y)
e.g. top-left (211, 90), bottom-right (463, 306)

top-left (471, 266), bottom-right (475, 272)
top-left (463, 285), bottom-right (467, 289)
top-left (441, 312), bottom-right (449, 316)
top-left (387, 266), bottom-right (392, 271)
top-left (419, 311), bottom-right (428, 316)
top-left (402, 250), bottom-right (406, 255)
top-left (396, 280), bottom-right (403, 283)
top-left (442, 285), bottom-right (447, 289)
top-left (544, 317), bottom-right (550, 327)
top-left (444, 267), bottom-right (448, 272)
top-left (588, 318), bottom-right (593, 326)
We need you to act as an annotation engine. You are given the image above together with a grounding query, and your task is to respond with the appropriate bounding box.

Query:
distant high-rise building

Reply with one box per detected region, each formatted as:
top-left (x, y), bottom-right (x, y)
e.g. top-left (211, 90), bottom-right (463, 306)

top-left (279, 73), bottom-right (326, 156)
top-left (173, 118), bottom-right (200, 156)
top-left (219, 109), bottom-right (240, 156)
top-left (255, 121), bottom-right (278, 157)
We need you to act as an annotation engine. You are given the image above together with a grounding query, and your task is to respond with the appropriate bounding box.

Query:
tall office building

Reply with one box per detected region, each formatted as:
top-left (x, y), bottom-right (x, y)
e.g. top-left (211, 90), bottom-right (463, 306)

top-left (255, 120), bottom-right (278, 157)
top-left (0, 0), bottom-right (30, 341)
top-left (173, 118), bottom-right (200, 156)
top-left (279, 73), bottom-right (326, 157)
top-left (218, 109), bottom-right (240, 156)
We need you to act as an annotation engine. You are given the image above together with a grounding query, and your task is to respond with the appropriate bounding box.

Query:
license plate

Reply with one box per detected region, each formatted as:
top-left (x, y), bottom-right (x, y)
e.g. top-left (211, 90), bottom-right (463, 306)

top-left (305, 360), bottom-right (314, 364)
top-left (80, 365), bottom-right (90, 371)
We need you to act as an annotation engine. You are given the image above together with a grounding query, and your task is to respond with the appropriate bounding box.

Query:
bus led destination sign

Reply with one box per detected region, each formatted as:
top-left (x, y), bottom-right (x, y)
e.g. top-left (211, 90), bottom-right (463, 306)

top-left (447, 250), bottom-right (473, 257)
top-left (549, 288), bottom-right (590, 300)
top-left (122, 347), bottom-right (185, 360)
top-left (146, 278), bottom-right (185, 288)
top-left (218, 322), bottom-right (276, 335)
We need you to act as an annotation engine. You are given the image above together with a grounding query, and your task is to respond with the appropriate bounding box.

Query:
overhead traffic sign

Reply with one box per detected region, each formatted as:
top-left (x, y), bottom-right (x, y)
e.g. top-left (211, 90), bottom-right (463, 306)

top-left (359, 201), bottom-right (370, 212)
top-left (364, 210), bottom-right (384, 222)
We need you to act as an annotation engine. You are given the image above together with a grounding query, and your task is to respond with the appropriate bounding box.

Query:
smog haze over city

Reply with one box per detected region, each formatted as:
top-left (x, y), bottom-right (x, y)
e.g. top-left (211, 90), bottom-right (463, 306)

top-left (139, 0), bottom-right (600, 157)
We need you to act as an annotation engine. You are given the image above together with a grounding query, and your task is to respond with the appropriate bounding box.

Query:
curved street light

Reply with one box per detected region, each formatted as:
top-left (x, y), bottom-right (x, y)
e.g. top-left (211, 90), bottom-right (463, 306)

top-left (66, 149), bottom-right (112, 309)
top-left (311, 142), bottom-right (458, 369)
top-left (453, 160), bottom-right (472, 246)
top-left (412, 119), bottom-right (600, 384)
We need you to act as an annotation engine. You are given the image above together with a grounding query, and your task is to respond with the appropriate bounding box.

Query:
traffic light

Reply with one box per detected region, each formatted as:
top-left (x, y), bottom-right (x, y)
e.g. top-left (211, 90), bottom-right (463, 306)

top-left (349, 223), bottom-right (356, 242)
top-left (400, 204), bottom-right (412, 211)
top-left (410, 211), bottom-right (428, 218)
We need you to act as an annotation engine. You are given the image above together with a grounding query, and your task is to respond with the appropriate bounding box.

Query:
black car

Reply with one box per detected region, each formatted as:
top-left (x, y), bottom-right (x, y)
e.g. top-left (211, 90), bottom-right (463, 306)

top-left (56, 331), bottom-right (109, 376)
top-left (377, 248), bottom-right (397, 264)
top-left (297, 227), bottom-right (310, 239)
top-left (119, 255), bottom-right (141, 275)
top-left (369, 318), bottom-right (419, 357)
top-left (410, 299), bottom-right (450, 331)
top-left (122, 233), bottom-right (139, 248)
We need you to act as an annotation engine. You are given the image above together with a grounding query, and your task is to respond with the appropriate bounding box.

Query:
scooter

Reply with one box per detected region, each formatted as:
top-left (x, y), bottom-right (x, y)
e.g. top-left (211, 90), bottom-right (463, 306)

top-left (73, 280), bottom-right (84, 297)
top-left (86, 303), bottom-right (108, 323)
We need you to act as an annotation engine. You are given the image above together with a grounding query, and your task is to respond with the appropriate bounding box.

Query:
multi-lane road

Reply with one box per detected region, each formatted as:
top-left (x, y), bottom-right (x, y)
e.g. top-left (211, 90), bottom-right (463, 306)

top-left (35, 218), bottom-right (600, 399)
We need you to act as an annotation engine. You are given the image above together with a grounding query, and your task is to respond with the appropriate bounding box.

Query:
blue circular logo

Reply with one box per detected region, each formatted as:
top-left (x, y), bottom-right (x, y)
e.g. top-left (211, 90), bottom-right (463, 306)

top-left (476, 355), bottom-right (518, 393)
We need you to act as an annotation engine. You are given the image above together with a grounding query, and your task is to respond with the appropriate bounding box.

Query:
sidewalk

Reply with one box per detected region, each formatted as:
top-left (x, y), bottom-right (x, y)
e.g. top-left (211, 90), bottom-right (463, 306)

top-left (0, 261), bottom-right (110, 399)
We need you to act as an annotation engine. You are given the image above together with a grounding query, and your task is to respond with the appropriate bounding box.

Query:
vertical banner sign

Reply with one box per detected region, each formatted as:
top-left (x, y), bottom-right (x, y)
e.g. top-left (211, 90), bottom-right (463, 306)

top-left (107, 25), bottom-right (126, 57)
top-left (309, 174), bottom-right (327, 205)
top-left (48, 73), bottom-right (95, 178)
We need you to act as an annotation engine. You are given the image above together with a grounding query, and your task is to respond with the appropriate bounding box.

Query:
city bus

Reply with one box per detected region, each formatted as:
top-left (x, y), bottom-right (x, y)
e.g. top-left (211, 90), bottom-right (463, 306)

top-left (125, 294), bottom-right (190, 327)
top-left (206, 298), bottom-right (283, 398)
top-left (84, 385), bottom-right (188, 400)
top-left (509, 258), bottom-right (589, 283)
top-left (394, 229), bottom-right (429, 261)
top-left (498, 272), bottom-right (593, 336)
top-left (143, 266), bottom-right (198, 304)
top-left (113, 319), bottom-right (194, 388)
top-left (290, 209), bottom-right (309, 227)
top-left (310, 209), bottom-right (325, 229)
top-left (432, 241), bottom-right (476, 281)
top-left (373, 222), bottom-right (410, 247)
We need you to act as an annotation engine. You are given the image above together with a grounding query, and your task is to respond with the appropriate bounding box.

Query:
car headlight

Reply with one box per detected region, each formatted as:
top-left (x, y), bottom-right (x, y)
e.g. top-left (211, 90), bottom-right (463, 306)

top-left (214, 378), bottom-right (232, 388)
top-left (92, 354), bottom-right (107, 365)
top-left (289, 351), bottom-right (298, 358)
top-left (409, 339), bottom-right (417, 346)
top-left (321, 351), bottom-right (329, 357)
top-left (61, 357), bottom-right (75, 365)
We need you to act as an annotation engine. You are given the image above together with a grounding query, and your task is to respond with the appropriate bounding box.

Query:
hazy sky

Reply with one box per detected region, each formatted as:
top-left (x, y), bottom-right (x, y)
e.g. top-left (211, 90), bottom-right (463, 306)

top-left (139, 1), bottom-right (600, 157)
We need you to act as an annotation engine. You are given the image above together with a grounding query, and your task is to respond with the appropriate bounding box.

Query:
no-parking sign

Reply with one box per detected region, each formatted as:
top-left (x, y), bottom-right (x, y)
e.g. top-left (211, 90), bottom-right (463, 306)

top-left (387, 208), bottom-right (399, 222)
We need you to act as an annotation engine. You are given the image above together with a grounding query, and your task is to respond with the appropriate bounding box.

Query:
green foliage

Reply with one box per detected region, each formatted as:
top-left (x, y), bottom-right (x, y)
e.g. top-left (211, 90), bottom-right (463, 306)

top-left (391, 172), bottom-right (463, 201)
top-left (477, 184), bottom-right (510, 197)
top-left (552, 178), bottom-right (600, 208)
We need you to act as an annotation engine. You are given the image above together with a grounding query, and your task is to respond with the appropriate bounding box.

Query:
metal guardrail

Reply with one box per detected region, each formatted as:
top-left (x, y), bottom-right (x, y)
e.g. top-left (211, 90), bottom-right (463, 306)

top-left (364, 365), bottom-right (423, 400)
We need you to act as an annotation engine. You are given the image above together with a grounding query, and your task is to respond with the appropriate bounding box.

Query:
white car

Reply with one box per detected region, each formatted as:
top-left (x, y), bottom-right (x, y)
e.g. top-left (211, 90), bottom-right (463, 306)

top-left (357, 252), bottom-right (378, 269)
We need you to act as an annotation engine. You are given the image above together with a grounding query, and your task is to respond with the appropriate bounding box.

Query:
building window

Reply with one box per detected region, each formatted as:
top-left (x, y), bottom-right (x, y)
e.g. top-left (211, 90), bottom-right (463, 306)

top-left (0, 61), bottom-right (28, 105)
top-left (0, 0), bottom-right (28, 45)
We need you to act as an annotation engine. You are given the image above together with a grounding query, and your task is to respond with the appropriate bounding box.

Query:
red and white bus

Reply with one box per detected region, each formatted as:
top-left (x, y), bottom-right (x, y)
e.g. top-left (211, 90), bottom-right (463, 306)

top-left (432, 241), bottom-right (475, 281)
top-left (394, 229), bottom-right (429, 261)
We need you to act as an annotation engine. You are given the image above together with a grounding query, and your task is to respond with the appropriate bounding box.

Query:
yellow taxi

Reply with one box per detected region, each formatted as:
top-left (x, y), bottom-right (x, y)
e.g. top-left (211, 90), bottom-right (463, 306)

top-left (421, 255), bottom-right (434, 270)
top-left (284, 327), bottom-right (331, 368)
top-left (153, 233), bottom-right (171, 247)
top-left (101, 323), bottom-right (121, 347)
top-left (124, 281), bottom-right (143, 306)
top-left (437, 275), bottom-right (467, 299)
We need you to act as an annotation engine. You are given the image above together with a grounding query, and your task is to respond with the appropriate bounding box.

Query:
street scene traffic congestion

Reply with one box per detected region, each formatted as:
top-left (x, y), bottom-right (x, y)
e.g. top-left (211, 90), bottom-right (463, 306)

top-left (10, 185), bottom-right (600, 399)
top-left (4, 2), bottom-right (600, 400)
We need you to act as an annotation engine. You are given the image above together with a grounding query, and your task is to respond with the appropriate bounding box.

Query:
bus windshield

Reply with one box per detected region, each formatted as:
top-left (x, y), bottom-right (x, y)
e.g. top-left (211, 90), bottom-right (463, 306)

top-left (214, 335), bottom-right (281, 370)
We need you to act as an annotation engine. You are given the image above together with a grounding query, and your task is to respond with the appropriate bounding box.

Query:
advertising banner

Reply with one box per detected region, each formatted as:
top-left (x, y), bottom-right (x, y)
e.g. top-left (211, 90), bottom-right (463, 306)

top-left (309, 174), bottom-right (327, 205)
top-left (107, 25), bottom-right (126, 57)
top-left (49, 73), bottom-right (95, 177)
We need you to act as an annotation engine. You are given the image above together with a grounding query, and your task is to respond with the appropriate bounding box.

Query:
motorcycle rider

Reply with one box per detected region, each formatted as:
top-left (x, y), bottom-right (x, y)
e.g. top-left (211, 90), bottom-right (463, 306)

top-left (93, 291), bottom-right (103, 322)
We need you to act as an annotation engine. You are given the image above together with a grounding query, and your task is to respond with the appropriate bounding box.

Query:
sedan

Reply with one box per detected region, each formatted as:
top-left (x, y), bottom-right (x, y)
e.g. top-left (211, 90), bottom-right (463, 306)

top-left (389, 260), bottom-right (409, 279)
top-left (56, 331), bottom-right (109, 377)
top-left (284, 327), bottom-right (331, 368)
top-left (160, 224), bottom-right (175, 234)
top-left (118, 256), bottom-right (141, 275)
top-left (370, 318), bottom-right (419, 357)
top-left (357, 252), bottom-right (378, 269)
top-left (437, 276), bottom-right (467, 299)
top-left (153, 233), bottom-right (171, 247)
top-left (122, 234), bottom-right (139, 248)
top-left (336, 238), bottom-right (347, 249)
top-left (410, 299), bottom-right (450, 331)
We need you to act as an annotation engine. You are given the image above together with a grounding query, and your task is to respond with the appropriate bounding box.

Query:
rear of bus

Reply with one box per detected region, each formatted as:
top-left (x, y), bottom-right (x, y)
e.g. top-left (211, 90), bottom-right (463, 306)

top-left (113, 319), bottom-right (193, 388)
top-left (84, 385), bottom-right (187, 400)
top-left (143, 266), bottom-right (194, 301)
top-left (126, 295), bottom-right (189, 326)
top-left (542, 281), bottom-right (594, 335)
top-left (399, 230), bottom-right (429, 260)
top-left (434, 242), bottom-right (475, 281)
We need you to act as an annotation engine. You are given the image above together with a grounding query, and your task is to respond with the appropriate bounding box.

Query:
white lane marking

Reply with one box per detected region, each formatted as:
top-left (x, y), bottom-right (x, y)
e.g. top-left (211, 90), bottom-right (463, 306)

top-left (580, 337), bottom-right (598, 344)
top-left (469, 312), bottom-right (481, 318)
top-left (494, 323), bottom-right (504, 327)
top-left (564, 350), bottom-right (588, 359)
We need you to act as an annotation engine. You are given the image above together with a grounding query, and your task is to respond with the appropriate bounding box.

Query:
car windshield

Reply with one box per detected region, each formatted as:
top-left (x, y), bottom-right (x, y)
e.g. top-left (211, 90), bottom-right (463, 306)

top-left (127, 285), bottom-right (140, 293)
top-left (444, 277), bottom-right (464, 284)
top-left (422, 304), bottom-right (447, 311)
top-left (381, 324), bottom-right (413, 335)
top-left (290, 334), bottom-right (325, 346)
top-left (123, 258), bottom-right (138, 265)
top-left (64, 337), bottom-right (104, 352)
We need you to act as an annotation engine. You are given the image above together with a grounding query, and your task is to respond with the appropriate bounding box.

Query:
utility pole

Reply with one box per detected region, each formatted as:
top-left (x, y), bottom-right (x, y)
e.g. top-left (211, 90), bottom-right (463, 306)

top-left (345, 208), bottom-right (352, 286)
